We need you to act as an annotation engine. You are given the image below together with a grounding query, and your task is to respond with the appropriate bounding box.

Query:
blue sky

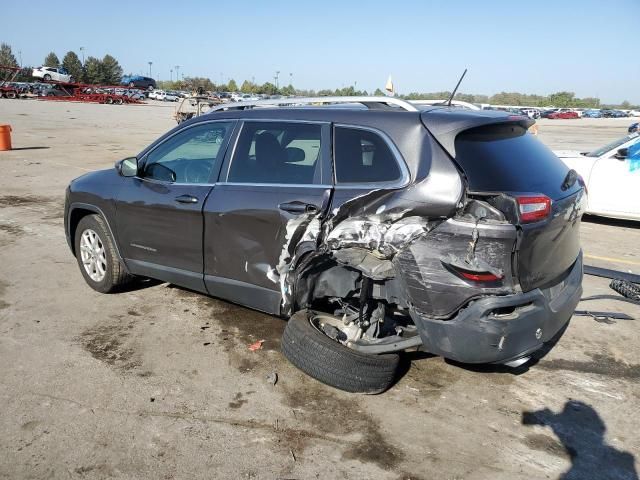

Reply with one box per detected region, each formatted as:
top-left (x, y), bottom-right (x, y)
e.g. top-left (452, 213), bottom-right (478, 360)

top-left (2, 0), bottom-right (639, 103)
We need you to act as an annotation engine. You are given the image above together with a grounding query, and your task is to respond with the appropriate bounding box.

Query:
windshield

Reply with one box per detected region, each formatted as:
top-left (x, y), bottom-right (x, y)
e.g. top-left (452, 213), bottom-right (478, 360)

top-left (586, 132), bottom-right (639, 157)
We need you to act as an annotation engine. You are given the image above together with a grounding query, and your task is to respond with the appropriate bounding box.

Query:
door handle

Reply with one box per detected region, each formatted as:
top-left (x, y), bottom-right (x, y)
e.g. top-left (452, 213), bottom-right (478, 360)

top-left (278, 201), bottom-right (319, 214)
top-left (175, 194), bottom-right (199, 204)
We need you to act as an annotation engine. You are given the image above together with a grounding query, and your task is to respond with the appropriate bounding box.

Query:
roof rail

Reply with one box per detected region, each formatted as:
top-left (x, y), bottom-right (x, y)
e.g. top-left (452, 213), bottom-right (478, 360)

top-left (209, 95), bottom-right (419, 113)
top-left (410, 99), bottom-right (481, 111)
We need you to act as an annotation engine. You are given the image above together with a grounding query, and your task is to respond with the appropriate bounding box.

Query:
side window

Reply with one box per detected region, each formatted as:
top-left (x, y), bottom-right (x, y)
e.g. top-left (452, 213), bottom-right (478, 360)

top-left (334, 127), bottom-right (402, 184)
top-left (228, 122), bottom-right (322, 184)
top-left (143, 122), bottom-right (233, 183)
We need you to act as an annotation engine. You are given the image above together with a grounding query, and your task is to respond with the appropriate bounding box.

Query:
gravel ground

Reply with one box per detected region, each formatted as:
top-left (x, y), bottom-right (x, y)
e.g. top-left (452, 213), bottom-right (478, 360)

top-left (0, 100), bottom-right (638, 480)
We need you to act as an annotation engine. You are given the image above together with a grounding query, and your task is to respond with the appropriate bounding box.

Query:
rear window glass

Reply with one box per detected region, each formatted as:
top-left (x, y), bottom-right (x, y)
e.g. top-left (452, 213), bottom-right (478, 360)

top-left (334, 127), bottom-right (402, 184)
top-left (454, 124), bottom-right (576, 199)
top-left (228, 122), bottom-right (322, 184)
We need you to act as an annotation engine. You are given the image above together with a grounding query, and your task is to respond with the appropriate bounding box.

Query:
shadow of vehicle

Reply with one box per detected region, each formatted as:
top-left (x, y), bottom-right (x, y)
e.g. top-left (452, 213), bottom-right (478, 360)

top-left (522, 401), bottom-right (638, 480)
top-left (583, 214), bottom-right (639, 230)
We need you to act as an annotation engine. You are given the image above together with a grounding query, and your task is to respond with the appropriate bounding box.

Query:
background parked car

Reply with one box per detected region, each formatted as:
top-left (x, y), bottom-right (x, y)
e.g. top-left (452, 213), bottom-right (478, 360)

top-left (629, 122), bottom-right (639, 133)
top-left (32, 66), bottom-right (74, 83)
top-left (547, 110), bottom-right (579, 119)
top-left (582, 109), bottom-right (602, 118)
top-left (601, 109), bottom-right (628, 118)
top-left (556, 132), bottom-right (640, 221)
top-left (120, 75), bottom-right (156, 91)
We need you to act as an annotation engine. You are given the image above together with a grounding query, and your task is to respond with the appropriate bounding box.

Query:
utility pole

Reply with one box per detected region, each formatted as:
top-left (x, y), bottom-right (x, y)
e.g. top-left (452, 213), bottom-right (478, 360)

top-left (18, 50), bottom-right (22, 67)
top-left (275, 71), bottom-right (280, 89)
top-left (79, 47), bottom-right (85, 65)
top-left (148, 61), bottom-right (153, 77)
top-left (170, 69), bottom-right (173, 82)
top-left (175, 65), bottom-right (180, 82)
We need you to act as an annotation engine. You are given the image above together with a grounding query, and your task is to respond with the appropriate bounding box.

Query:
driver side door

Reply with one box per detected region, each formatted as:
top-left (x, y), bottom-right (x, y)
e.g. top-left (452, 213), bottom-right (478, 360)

top-left (115, 120), bottom-right (236, 292)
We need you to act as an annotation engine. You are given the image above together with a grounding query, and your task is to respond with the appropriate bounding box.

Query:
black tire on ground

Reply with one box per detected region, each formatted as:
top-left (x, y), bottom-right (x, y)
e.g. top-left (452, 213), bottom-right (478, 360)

top-left (74, 214), bottom-right (132, 293)
top-left (281, 310), bottom-right (401, 394)
top-left (610, 279), bottom-right (640, 304)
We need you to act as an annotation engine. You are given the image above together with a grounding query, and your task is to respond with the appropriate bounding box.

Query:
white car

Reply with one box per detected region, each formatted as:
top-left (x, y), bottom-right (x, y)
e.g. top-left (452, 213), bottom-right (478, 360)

top-left (32, 66), bottom-right (74, 83)
top-left (148, 89), bottom-right (163, 100)
top-left (156, 91), bottom-right (179, 102)
top-left (556, 132), bottom-right (640, 221)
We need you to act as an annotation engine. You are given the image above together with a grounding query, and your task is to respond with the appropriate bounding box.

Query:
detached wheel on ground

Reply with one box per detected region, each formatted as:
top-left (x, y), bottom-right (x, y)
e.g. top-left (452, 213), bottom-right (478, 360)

top-left (281, 310), bottom-right (401, 394)
top-left (74, 214), bottom-right (132, 293)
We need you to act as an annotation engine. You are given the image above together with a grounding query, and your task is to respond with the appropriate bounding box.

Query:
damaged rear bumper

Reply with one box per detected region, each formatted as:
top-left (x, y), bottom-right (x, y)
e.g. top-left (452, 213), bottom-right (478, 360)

top-left (409, 251), bottom-right (583, 364)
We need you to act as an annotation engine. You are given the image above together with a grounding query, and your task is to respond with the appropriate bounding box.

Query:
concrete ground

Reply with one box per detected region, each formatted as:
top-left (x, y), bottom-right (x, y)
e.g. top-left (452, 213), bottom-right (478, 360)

top-left (0, 100), bottom-right (638, 480)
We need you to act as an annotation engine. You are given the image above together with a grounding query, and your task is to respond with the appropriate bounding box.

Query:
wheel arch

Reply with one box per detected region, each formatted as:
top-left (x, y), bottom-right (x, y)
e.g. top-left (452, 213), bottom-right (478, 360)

top-left (67, 203), bottom-right (125, 266)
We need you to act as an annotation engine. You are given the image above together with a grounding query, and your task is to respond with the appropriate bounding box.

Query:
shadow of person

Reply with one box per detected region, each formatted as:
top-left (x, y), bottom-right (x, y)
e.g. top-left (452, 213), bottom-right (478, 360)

top-left (522, 401), bottom-right (638, 480)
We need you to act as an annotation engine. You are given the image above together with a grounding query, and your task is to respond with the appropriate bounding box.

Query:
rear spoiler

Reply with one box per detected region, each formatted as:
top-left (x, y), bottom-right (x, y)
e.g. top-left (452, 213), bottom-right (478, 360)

top-left (420, 108), bottom-right (534, 158)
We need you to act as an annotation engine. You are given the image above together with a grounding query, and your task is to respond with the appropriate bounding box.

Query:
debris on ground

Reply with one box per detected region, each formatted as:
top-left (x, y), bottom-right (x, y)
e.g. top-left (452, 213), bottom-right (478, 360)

top-left (574, 310), bottom-right (634, 323)
top-left (248, 339), bottom-right (265, 351)
top-left (266, 372), bottom-right (278, 386)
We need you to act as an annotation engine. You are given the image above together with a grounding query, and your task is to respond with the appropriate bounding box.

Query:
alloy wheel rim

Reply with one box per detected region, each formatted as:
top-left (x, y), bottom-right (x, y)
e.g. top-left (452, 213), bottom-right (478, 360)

top-left (80, 228), bottom-right (107, 282)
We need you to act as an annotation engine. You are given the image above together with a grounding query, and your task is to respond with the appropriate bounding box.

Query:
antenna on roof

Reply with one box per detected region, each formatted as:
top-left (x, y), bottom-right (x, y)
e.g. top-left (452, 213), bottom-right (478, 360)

top-left (447, 68), bottom-right (467, 107)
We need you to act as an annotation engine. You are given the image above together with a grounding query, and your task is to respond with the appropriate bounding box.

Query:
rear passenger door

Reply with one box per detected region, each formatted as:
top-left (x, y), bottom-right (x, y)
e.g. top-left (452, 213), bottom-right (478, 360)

top-left (203, 120), bottom-right (332, 314)
top-left (330, 124), bottom-right (410, 210)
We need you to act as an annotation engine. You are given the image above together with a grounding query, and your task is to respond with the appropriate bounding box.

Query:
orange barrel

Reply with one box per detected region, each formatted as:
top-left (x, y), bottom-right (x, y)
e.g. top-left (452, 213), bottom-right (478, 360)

top-left (0, 125), bottom-right (12, 151)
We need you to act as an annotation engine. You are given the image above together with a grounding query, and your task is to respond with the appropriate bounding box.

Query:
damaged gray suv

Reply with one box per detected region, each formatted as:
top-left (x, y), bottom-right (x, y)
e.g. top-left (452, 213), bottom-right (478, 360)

top-left (64, 96), bottom-right (585, 393)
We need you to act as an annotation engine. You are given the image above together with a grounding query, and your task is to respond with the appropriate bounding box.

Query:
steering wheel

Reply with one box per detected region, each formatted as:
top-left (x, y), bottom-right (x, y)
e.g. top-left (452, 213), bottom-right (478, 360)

top-left (183, 161), bottom-right (211, 183)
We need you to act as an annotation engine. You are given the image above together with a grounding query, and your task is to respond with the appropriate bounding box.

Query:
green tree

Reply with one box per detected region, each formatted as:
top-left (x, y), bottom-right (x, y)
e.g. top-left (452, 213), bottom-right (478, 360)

top-left (101, 54), bottom-right (122, 84)
top-left (83, 56), bottom-right (103, 84)
top-left (44, 52), bottom-right (60, 67)
top-left (547, 91), bottom-right (575, 107)
top-left (240, 80), bottom-right (257, 93)
top-left (374, 88), bottom-right (385, 96)
top-left (62, 51), bottom-right (83, 82)
top-left (227, 79), bottom-right (239, 92)
top-left (259, 82), bottom-right (278, 95)
top-left (0, 43), bottom-right (18, 67)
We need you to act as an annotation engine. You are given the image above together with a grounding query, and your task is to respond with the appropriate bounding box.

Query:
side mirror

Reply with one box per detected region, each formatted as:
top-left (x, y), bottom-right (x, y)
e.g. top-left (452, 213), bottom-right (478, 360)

top-left (145, 163), bottom-right (177, 183)
top-left (285, 147), bottom-right (305, 163)
top-left (115, 157), bottom-right (138, 177)
top-left (614, 148), bottom-right (628, 160)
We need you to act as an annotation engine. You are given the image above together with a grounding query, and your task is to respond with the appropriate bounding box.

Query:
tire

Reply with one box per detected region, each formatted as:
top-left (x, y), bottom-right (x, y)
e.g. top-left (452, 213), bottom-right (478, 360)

top-left (74, 214), bottom-right (132, 293)
top-left (147, 85), bottom-right (154, 91)
top-left (6, 91), bottom-right (16, 99)
top-left (69, 77), bottom-right (74, 83)
top-left (610, 280), bottom-right (640, 304)
top-left (44, 74), bottom-right (51, 81)
top-left (105, 97), bottom-right (113, 104)
top-left (281, 310), bottom-right (401, 394)
top-left (129, 82), bottom-right (135, 88)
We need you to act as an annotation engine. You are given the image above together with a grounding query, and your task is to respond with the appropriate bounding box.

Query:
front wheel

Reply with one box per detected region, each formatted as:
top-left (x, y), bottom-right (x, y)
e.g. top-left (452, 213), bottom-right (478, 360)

top-left (43, 74), bottom-right (51, 81)
top-left (69, 77), bottom-right (74, 83)
top-left (74, 214), bottom-right (132, 293)
top-left (281, 310), bottom-right (401, 394)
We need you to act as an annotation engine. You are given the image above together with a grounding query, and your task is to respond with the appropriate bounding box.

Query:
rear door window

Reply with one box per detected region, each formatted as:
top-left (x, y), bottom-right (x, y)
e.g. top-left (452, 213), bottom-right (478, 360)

top-left (454, 124), bottom-right (579, 200)
top-left (334, 127), bottom-right (403, 184)
top-left (227, 122), bottom-right (322, 184)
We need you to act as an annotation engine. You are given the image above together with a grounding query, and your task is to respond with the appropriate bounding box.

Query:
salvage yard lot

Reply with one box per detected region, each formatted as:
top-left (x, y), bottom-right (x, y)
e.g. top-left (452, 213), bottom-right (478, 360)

top-left (0, 100), bottom-right (638, 479)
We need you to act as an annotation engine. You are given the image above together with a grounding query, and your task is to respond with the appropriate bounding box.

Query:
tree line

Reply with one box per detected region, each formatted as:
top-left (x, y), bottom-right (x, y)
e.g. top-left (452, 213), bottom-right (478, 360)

top-left (0, 43), bottom-right (122, 85)
top-left (0, 42), bottom-right (636, 109)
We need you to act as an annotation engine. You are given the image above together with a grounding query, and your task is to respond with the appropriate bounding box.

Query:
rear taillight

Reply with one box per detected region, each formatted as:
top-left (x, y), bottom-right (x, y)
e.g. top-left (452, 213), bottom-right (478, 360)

top-left (445, 264), bottom-right (504, 283)
top-left (516, 195), bottom-right (551, 223)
